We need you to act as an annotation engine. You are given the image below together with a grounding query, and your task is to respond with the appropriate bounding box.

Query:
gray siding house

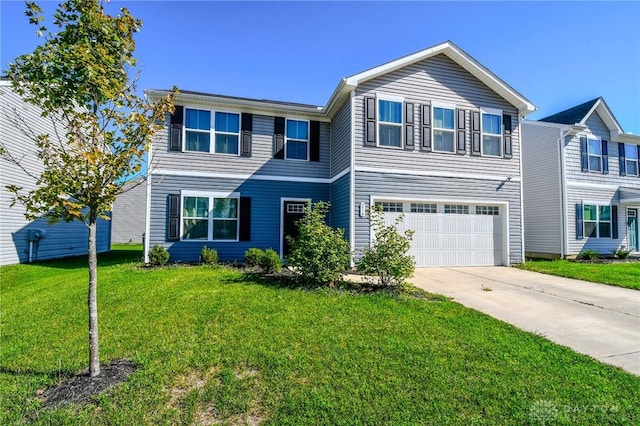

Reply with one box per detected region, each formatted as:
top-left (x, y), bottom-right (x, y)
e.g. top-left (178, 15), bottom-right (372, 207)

top-left (145, 41), bottom-right (535, 266)
top-left (0, 80), bottom-right (111, 265)
top-left (522, 98), bottom-right (640, 258)
top-left (111, 177), bottom-right (147, 244)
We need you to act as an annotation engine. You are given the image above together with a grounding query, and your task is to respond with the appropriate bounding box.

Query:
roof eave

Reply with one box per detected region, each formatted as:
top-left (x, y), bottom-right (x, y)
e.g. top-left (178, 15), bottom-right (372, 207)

top-left (578, 98), bottom-right (624, 135)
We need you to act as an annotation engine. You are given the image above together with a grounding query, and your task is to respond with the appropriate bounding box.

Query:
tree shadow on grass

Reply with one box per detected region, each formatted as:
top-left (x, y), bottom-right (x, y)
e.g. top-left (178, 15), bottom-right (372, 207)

top-left (26, 248), bottom-right (143, 270)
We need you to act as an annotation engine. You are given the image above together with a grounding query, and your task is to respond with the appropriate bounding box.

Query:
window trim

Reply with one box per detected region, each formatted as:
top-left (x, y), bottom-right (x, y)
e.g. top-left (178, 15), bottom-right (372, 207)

top-left (375, 201), bottom-right (404, 213)
top-left (623, 143), bottom-right (639, 176)
top-left (432, 102), bottom-right (457, 154)
top-left (582, 204), bottom-right (611, 239)
top-left (480, 107), bottom-right (503, 157)
top-left (180, 191), bottom-right (240, 242)
top-left (183, 107), bottom-right (241, 156)
top-left (444, 204), bottom-right (470, 215)
top-left (284, 118), bottom-right (310, 161)
top-left (376, 94), bottom-right (404, 149)
top-left (584, 136), bottom-right (603, 173)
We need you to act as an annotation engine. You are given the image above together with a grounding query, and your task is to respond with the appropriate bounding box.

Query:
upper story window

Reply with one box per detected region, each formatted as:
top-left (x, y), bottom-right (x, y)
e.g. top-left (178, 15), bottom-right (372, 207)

top-left (182, 194), bottom-right (238, 241)
top-left (586, 138), bottom-right (603, 172)
top-left (583, 204), bottom-right (611, 238)
top-left (286, 119), bottom-right (309, 160)
top-left (481, 112), bottom-right (502, 157)
top-left (623, 143), bottom-right (639, 176)
top-left (433, 106), bottom-right (455, 153)
top-left (378, 99), bottom-right (403, 148)
top-left (184, 108), bottom-right (240, 155)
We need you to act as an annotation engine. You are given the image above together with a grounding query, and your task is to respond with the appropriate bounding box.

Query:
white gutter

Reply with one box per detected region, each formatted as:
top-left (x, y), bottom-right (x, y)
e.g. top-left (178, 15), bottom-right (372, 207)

top-left (349, 91), bottom-right (356, 266)
top-left (559, 126), bottom-right (570, 258)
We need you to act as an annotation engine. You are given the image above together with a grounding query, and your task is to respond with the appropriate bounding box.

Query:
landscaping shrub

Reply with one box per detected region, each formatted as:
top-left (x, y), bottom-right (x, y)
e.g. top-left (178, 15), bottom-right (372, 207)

top-left (200, 246), bottom-right (219, 265)
top-left (578, 248), bottom-right (599, 261)
top-left (259, 249), bottom-right (282, 274)
top-left (613, 247), bottom-right (631, 259)
top-left (287, 201), bottom-right (351, 286)
top-left (148, 244), bottom-right (169, 266)
top-left (357, 205), bottom-right (415, 287)
top-left (244, 248), bottom-right (264, 268)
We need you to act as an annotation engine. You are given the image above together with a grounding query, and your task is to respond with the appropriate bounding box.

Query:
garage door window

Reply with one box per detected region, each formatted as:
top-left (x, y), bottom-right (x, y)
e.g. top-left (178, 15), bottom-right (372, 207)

top-left (411, 203), bottom-right (437, 213)
top-left (476, 205), bottom-right (500, 215)
top-left (444, 204), bottom-right (469, 214)
top-left (375, 201), bottom-right (403, 212)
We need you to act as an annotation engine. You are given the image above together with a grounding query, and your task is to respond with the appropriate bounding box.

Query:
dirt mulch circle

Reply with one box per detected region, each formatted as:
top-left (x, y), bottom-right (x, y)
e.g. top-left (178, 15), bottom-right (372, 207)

top-left (40, 359), bottom-right (136, 408)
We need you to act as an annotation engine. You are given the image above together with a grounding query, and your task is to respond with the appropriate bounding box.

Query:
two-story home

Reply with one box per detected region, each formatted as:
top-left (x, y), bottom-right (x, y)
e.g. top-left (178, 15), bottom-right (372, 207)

top-left (144, 41), bottom-right (536, 267)
top-left (522, 98), bottom-right (640, 258)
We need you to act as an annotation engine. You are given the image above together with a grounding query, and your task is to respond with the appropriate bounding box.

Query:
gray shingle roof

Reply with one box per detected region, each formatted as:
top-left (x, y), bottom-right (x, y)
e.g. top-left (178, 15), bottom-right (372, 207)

top-left (539, 98), bottom-right (601, 125)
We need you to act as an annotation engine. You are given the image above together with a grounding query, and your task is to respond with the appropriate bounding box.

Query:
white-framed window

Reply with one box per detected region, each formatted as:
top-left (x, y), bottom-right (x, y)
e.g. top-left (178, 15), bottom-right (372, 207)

top-left (432, 105), bottom-right (455, 153)
top-left (583, 204), bottom-right (611, 238)
top-left (481, 109), bottom-right (502, 157)
top-left (444, 204), bottom-right (469, 214)
top-left (624, 143), bottom-right (639, 176)
top-left (182, 193), bottom-right (239, 241)
top-left (285, 119), bottom-right (309, 161)
top-left (375, 201), bottom-right (403, 212)
top-left (378, 98), bottom-right (403, 148)
top-left (287, 203), bottom-right (305, 214)
top-left (184, 108), bottom-right (240, 155)
top-left (476, 205), bottom-right (500, 216)
top-left (586, 138), bottom-right (603, 172)
top-left (410, 203), bottom-right (437, 213)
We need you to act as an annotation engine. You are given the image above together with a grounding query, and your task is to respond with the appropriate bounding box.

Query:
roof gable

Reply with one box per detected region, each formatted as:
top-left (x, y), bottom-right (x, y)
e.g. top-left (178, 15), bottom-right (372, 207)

top-left (539, 97), bottom-right (624, 134)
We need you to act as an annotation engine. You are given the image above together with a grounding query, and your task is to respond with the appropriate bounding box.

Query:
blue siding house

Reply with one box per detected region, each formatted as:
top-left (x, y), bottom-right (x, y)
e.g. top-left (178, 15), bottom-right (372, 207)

top-left (145, 41), bottom-right (536, 266)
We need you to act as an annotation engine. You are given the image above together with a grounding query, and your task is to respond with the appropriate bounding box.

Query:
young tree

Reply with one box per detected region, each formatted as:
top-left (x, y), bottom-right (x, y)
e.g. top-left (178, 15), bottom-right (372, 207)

top-left (1, 0), bottom-right (175, 376)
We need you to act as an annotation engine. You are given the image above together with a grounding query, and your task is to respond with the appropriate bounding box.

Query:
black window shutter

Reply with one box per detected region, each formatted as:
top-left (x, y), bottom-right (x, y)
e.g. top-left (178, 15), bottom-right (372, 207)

top-left (471, 110), bottom-right (481, 156)
top-left (241, 113), bottom-right (253, 157)
top-left (637, 145), bottom-right (640, 176)
top-left (611, 205), bottom-right (618, 239)
top-left (456, 109), bottom-right (466, 155)
top-left (170, 105), bottom-right (184, 151)
top-left (618, 143), bottom-right (626, 176)
top-left (602, 140), bottom-right (609, 174)
top-left (503, 114), bottom-right (513, 159)
top-left (404, 102), bottom-right (414, 150)
top-left (575, 203), bottom-right (583, 240)
top-left (421, 104), bottom-right (431, 151)
top-left (167, 194), bottom-right (180, 241)
top-left (580, 137), bottom-right (588, 171)
top-left (273, 117), bottom-right (285, 159)
top-left (364, 97), bottom-right (376, 146)
top-left (310, 120), bottom-right (320, 161)
top-left (239, 197), bottom-right (251, 241)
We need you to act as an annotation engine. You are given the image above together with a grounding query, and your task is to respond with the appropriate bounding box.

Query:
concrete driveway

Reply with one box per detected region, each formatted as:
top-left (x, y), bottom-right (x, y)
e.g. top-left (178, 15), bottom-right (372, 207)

top-left (411, 267), bottom-right (640, 376)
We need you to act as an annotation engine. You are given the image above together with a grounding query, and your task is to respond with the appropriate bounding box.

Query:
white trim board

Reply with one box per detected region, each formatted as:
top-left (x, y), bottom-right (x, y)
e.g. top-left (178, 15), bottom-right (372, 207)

top-left (151, 167), bottom-right (350, 184)
top-left (355, 166), bottom-right (520, 183)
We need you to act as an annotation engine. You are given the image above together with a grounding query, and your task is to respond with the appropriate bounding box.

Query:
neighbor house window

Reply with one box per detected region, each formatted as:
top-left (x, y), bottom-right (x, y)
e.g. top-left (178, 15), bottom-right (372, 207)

top-left (378, 99), bottom-right (403, 148)
top-left (444, 204), bottom-right (469, 214)
top-left (375, 201), bottom-right (403, 212)
top-left (286, 119), bottom-right (309, 160)
top-left (481, 112), bottom-right (502, 156)
top-left (476, 205), bottom-right (500, 216)
top-left (411, 203), bottom-right (437, 213)
top-left (433, 107), bottom-right (455, 153)
top-left (624, 144), bottom-right (639, 176)
top-left (182, 194), bottom-right (238, 241)
top-left (214, 112), bottom-right (240, 155)
top-left (583, 205), bottom-right (611, 238)
top-left (586, 138), bottom-right (603, 172)
top-left (185, 108), bottom-right (211, 152)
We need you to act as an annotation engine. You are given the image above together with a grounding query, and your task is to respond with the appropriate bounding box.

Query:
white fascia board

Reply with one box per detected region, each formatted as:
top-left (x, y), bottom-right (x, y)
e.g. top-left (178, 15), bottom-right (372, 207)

top-left (151, 168), bottom-right (350, 185)
top-left (615, 133), bottom-right (640, 144)
top-left (579, 98), bottom-right (624, 135)
top-left (521, 119), bottom-right (569, 130)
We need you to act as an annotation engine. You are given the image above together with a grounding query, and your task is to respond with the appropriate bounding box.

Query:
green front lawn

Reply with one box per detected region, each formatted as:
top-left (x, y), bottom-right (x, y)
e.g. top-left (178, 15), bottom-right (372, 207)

top-left (518, 259), bottom-right (640, 290)
top-left (1, 246), bottom-right (638, 424)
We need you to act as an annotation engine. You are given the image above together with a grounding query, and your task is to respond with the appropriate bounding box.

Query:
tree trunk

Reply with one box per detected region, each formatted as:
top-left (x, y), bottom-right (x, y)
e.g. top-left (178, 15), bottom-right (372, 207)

top-left (88, 213), bottom-right (100, 377)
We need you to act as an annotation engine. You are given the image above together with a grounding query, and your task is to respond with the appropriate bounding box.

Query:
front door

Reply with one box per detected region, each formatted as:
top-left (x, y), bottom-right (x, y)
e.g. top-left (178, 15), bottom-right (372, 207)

top-left (628, 209), bottom-right (638, 252)
top-left (282, 200), bottom-right (307, 257)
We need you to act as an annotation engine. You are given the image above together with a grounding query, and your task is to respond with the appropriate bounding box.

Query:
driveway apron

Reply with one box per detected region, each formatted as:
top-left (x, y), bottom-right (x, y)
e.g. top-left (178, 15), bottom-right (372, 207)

top-left (411, 267), bottom-right (640, 376)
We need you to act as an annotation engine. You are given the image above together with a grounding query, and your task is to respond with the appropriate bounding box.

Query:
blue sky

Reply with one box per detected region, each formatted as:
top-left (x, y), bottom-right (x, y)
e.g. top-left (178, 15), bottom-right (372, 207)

top-left (2, 1), bottom-right (639, 133)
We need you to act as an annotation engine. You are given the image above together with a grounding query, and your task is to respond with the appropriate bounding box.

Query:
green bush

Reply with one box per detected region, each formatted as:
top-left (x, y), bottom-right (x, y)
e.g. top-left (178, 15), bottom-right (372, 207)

top-left (578, 248), bottom-right (599, 261)
top-left (287, 201), bottom-right (351, 287)
top-left (200, 246), bottom-right (219, 265)
top-left (148, 244), bottom-right (169, 266)
top-left (613, 247), bottom-right (631, 259)
top-left (259, 249), bottom-right (282, 274)
top-left (244, 248), bottom-right (264, 268)
top-left (357, 205), bottom-right (415, 287)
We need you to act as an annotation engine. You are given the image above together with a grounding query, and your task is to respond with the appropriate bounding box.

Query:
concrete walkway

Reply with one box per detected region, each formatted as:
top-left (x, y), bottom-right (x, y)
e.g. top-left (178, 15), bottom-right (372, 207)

top-left (411, 267), bottom-right (640, 376)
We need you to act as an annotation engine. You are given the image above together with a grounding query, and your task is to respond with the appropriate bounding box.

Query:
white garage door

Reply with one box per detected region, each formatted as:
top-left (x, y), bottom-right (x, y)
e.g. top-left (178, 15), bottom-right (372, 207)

top-left (381, 202), bottom-right (504, 267)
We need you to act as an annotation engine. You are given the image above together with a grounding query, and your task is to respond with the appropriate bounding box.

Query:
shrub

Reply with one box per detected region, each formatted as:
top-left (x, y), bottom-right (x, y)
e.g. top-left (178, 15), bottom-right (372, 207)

top-left (578, 248), bottom-right (599, 261)
top-left (200, 246), bottom-right (219, 265)
top-left (287, 201), bottom-right (351, 287)
top-left (244, 248), bottom-right (264, 268)
top-left (148, 244), bottom-right (169, 266)
top-left (357, 205), bottom-right (415, 287)
top-left (613, 247), bottom-right (631, 259)
top-left (259, 249), bottom-right (282, 274)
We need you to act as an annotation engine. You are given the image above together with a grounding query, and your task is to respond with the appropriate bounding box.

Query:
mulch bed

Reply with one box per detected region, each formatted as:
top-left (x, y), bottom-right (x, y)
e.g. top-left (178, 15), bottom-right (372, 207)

top-left (40, 359), bottom-right (136, 408)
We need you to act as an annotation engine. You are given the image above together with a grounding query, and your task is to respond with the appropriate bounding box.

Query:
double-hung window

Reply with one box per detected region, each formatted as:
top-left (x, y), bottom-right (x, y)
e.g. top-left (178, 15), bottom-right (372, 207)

top-left (481, 111), bottom-right (502, 156)
top-left (286, 119), bottom-right (309, 160)
top-left (586, 138), bottom-right (603, 172)
top-left (184, 108), bottom-right (240, 155)
top-left (583, 205), bottom-right (611, 238)
top-left (182, 194), bottom-right (239, 241)
top-left (433, 106), bottom-right (455, 153)
top-left (624, 144), bottom-right (639, 176)
top-left (378, 98), bottom-right (403, 148)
